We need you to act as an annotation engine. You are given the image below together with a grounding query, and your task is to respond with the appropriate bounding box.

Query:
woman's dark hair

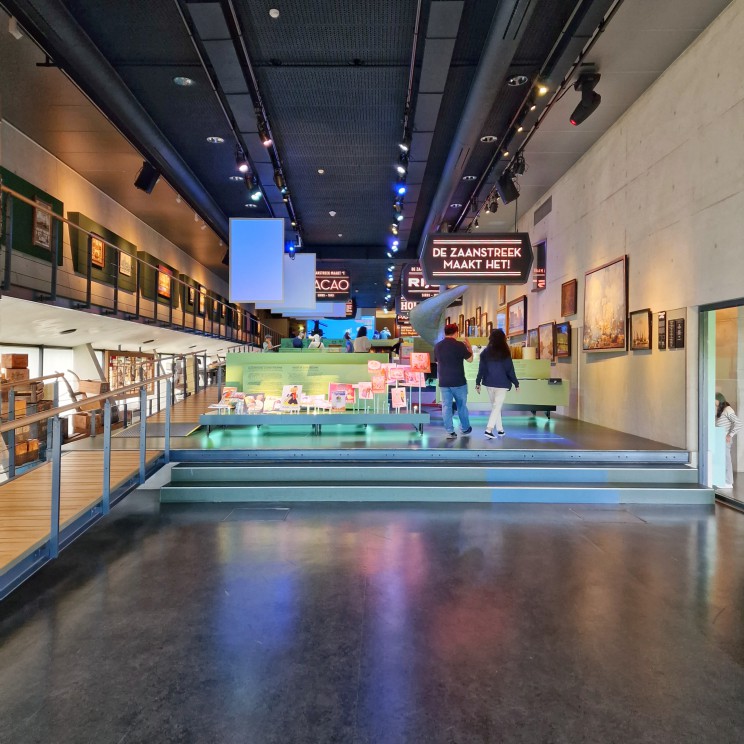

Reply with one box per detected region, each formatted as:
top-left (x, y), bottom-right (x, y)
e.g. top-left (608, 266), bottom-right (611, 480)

top-left (357, 326), bottom-right (368, 338)
top-left (344, 331), bottom-right (351, 340)
top-left (483, 328), bottom-right (511, 361)
top-left (716, 395), bottom-right (729, 419)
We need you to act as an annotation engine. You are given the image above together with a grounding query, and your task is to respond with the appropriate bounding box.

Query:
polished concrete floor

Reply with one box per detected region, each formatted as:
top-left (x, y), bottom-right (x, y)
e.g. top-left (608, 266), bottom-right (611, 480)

top-left (1, 485), bottom-right (743, 743)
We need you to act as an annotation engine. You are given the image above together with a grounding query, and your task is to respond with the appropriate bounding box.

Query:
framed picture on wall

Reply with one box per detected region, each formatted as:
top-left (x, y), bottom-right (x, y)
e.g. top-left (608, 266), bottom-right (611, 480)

top-left (90, 235), bottom-right (105, 269)
top-left (32, 197), bottom-right (53, 251)
top-left (561, 279), bottom-right (577, 317)
top-left (538, 322), bottom-right (555, 362)
top-left (480, 313), bottom-right (488, 336)
top-left (458, 314), bottom-right (465, 335)
top-left (198, 289), bottom-right (206, 315)
top-left (445, 316), bottom-right (451, 326)
top-left (555, 321), bottom-right (571, 358)
top-left (475, 306), bottom-right (482, 325)
top-left (629, 309), bottom-right (652, 350)
top-left (486, 321), bottom-right (493, 336)
top-left (582, 256), bottom-right (627, 351)
top-left (498, 285), bottom-right (506, 306)
top-left (157, 265), bottom-right (172, 299)
top-left (119, 252), bottom-right (133, 277)
top-left (506, 295), bottom-right (527, 337)
top-left (188, 286), bottom-right (196, 306)
top-left (496, 310), bottom-right (506, 332)
top-left (527, 328), bottom-right (539, 349)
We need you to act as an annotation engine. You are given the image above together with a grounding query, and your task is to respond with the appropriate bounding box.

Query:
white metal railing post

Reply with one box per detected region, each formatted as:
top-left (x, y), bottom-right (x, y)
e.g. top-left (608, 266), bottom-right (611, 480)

top-left (164, 379), bottom-right (172, 464)
top-left (102, 399), bottom-right (112, 514)
top-left (49, 416), bottom-right (62, 559)
top-left (217, 362), bottom-right (223, 401)
top-left (139, 384), bottom-right (147, 483)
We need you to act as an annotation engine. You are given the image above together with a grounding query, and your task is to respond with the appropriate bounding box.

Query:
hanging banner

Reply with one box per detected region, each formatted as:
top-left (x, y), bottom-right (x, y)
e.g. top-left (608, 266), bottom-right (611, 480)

top-left (420, 233), bottom-right (533, 285)
top-left (315, 269), bottom-right (351, 300)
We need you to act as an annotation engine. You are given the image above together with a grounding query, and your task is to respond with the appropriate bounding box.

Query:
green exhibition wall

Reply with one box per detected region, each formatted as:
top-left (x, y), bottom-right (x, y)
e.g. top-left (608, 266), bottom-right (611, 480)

top-left (137, 251), bottom-right (181, 309)
top-left (67, 212), bottom-right (137, 292)
top-left (0, 167), bottom-right (64, 264)
top-left (226, 352), bottom-right (389, 396)
top-left (179, 273), bottom-right (199, 314)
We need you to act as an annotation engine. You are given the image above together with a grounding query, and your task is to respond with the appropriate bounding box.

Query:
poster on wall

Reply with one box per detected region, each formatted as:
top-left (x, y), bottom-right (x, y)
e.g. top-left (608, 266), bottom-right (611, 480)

top-left (32, 197), bottom-right (53, 251)
top-left (119, 252), bottom-right (133, 278)
top-left (329, 382), bottom-right (356, 404)
top-left (561, 279), bottom-right (577, 317)
top-left (90, 235), bottom-right (106, 269)
top-left (658, 311), bottom-right (667, 350)
top-left (527, 328), bottom-right (538, 350)
top-left (157, 266), bottom-right (172, 299)
top-left (630, 309), bottom-right (652, 351)
top-left (538, 322), bottom-right (555, 362)
top-left (668, 319), bottom-right (677, 349)
top-left (582, 256), bottom-right (627, 351)
top-left (506, 295), bottom-right (527, 337)
top-left (555, 322), bottom-right (571, 358)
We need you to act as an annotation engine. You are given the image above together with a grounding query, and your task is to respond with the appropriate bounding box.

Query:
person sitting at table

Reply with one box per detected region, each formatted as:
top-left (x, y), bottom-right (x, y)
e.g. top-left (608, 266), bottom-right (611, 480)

top-left (292, 331), bottom-right (305, 349)
top-left (353, 326), bottom-right (372, 352)
top-left (308, 333), bottom-right (324, 349)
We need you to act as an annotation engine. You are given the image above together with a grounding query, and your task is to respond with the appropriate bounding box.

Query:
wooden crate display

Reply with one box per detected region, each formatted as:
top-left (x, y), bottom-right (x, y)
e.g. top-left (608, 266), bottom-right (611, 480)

top-left (1, 368), bottom-right (30, 383)
top-left (1, 354), bottom-right (28, 369)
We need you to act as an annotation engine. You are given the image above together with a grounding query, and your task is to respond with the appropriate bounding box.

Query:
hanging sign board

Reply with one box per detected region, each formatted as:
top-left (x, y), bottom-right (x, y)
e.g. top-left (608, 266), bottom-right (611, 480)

top-left (532, 241), bottom-right (546, 292)
top-left (420, 233), bottom-right (534, 285)
top-left (315, 269), bottom-right (351, 300)
top-left (403, 264), bottom-right (440, 299)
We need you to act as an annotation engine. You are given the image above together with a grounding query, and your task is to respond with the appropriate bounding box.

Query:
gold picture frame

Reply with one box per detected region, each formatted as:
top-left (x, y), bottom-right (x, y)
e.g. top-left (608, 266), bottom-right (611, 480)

top-left (90, 235), bottom-right (105, 269)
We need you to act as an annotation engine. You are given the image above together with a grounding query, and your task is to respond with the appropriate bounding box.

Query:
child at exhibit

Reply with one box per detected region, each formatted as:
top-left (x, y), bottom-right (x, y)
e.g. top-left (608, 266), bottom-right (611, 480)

top-left (716, 393), bottom-right (742, 488)
top-left (475, 328), bottom-right (520, 438)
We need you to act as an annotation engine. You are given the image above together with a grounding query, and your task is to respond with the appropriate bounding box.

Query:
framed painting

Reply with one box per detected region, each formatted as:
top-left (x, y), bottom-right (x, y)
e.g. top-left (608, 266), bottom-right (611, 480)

top-left (119, 251), bottom-right (133, 277)
top-left (188, 286), bottom-right (196, 306)
top-left (475, 306), bottom-right (482, 325)
top-left (486, 321), bottom-right (493, 336)
top-left (582, 256), bottom-right (627, 351)
top-left (538, 322), bottom-right (555, 362)
top-left (629, 309), bottom-right (652, 351)
top-left (458, 314), bottom-right (465, 335)
top-left (32, 197), bottom-right (53, 251)
top-left (496, 310), bottom-right (506, 332)
top-left (498, 285), bottom-right (506, 306)
top-left (198, 290), bottom-right (206, 316)
top-left (527, 328), bottom-right (538, 349)
top-left (555, 321), bottom-right (571, 358)
top-left (561, 278), bottom-right (577, 317)
top-left (506, 295), bottom-right (527, 337)
top-left (480, 312), bottom-right (488, 336)
top-left (157, 265), bottom-right (172, 300)
top-left (90, 235), bottom-right (105, 269)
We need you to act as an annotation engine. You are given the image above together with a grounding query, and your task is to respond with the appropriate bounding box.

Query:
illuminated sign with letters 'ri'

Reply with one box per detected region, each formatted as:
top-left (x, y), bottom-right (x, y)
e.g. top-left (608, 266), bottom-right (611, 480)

top-left (420, 233), bottom-right (533, 285)
top-left (315, 269), bottom-right (351, 300)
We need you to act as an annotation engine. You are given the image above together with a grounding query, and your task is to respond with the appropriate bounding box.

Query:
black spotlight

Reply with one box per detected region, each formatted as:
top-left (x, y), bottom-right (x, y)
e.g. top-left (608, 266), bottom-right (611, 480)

top-left (570, 70), bottom-right (601, 126)
top-left (513, 152), bottom-right (526, 176)
top-left (495, 172), bottom-right (519, 205)
top-left (134, 161), bottom-right (160, 193)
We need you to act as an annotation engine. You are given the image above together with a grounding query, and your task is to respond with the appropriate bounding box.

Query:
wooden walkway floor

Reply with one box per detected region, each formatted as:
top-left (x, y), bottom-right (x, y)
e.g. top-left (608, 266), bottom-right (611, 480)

top-left (148, 388), bottom-right (217, 425)
top-left (0, 449), bottom-right (162, 573)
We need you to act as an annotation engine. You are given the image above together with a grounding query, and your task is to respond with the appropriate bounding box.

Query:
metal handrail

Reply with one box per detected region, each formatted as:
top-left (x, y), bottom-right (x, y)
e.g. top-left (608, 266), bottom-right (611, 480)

top-left (0, 373), bottom-right (174, 433)
top-left (0, 372), bottom-right (65, 390)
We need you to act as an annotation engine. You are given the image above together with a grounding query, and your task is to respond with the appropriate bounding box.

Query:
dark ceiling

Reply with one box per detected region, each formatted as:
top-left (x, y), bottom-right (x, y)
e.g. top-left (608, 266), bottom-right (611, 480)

top-left (0, 0), bottom-right (731, 308)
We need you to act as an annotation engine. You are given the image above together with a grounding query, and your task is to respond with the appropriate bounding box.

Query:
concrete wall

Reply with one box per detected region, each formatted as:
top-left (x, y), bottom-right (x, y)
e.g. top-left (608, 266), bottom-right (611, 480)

top-left (461, 0), bottom-right (744, 450)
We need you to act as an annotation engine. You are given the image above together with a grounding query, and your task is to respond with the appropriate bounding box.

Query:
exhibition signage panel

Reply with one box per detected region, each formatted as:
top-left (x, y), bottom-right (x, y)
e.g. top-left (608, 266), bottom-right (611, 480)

top-left (532, 241), bottom-right (546, 291)
top-left (255, 253), bottom-right (316, 311)
top-left (403, 264), bottom-right (439, 299)
top-left (420, 233), bottom-right (534, 285)
top-left (315, 269), bottom-right (351, 300)
top-left (229, 218), bottom-right (285, 303)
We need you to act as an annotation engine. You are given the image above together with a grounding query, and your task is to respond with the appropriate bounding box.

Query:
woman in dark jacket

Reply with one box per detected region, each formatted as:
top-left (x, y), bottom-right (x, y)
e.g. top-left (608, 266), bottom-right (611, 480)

top-left (475, 328), bottom-right (519, 438)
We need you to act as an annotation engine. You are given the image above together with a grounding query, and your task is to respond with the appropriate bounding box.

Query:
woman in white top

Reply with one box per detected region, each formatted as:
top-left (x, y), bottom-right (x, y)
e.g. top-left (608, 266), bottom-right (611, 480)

top-left (353, 326), bottom-right (372, 352)
top-left (308, 333), bottom-right (324, 349)
top-left (716, 393), bottom-right (742, 488)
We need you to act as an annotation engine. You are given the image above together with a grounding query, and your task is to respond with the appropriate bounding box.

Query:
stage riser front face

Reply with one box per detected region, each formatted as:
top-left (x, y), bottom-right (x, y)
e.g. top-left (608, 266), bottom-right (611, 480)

top-left (160, 485), bottom-right (713, 505)
top-left (169, 465), bottom-right (700, 486)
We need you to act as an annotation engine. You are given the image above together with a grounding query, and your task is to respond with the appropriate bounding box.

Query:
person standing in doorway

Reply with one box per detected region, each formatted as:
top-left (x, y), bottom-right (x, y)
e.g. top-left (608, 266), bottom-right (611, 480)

top-left (476, 328), bottom-right (519, 438)
top-left (434, 323), bottom-right (474, 438)
top-left (716, 393), bottom-right (742, 488)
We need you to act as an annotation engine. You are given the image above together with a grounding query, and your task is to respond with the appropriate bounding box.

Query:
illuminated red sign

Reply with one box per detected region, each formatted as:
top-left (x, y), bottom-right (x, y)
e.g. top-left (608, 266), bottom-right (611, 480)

top-left (315, 269), bottom-right (351, 300)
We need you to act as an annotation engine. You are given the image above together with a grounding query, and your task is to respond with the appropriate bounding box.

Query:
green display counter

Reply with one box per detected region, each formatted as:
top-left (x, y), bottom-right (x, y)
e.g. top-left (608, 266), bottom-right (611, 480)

top-left (226, 352), bottom-right (389, 396)
top-left (437, 358), bottom-right (569, 414)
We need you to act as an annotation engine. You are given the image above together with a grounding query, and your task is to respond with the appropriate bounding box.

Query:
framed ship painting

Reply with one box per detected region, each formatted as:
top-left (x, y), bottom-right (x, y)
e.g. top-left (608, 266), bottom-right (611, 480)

top-left (582, 256), bottom-right (627, 352)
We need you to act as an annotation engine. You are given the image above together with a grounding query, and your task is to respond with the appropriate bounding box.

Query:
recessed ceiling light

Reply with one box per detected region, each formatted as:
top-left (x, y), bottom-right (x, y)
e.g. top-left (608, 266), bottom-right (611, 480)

top-left (450, 203), bottom-right (462, 209)
top-left (60, 328), bottom-right (77, 335)
top-left (329, 211), bottom-right (337, 217)
top-left (245, 203), bottom-right (258, 208)
top-left (480, 135), bottom-right (497, 143)
top-left (229, 175), bottom-right (243, 182)
top-left (502, 150), bottom-right (509, 157)
top-left (206, 136), bottom-right (225, 144)
top-left (269, 8), bottom-right (280, 18)
top-left (507, 74), bottom-right (529, 87)
top-left (318, 168), bottom-right (325, 174)
top-left (338, 233), bottom-right (343, 237)
top-left (462, 175), bottom-right (477, 181)
top-left (537, 84), bottom-right (549, 96)
top-left (173, 76), bottom-right (195, 87)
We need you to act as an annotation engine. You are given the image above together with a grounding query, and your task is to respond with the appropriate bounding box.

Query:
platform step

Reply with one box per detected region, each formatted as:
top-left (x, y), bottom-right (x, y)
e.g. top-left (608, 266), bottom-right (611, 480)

top-left (160, 481), bottom-right (714, 505)
top-left (169, 463), bottom-right (699, 486)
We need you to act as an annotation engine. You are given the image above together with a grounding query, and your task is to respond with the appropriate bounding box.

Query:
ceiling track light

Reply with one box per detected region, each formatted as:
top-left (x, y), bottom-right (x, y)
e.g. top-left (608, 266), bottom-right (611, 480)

top-left (396, 152), bottom-right (409, 175)
top-left (513, 152), bottom-right (526, 176)
top-left (399, 130), bottom-right (411, 153)
top-left (570, 68), bottom-right (601, 126)
top-left (236, 147), bottom-right (249, 173)
top-left (273, 168), bottom-right (285, 191)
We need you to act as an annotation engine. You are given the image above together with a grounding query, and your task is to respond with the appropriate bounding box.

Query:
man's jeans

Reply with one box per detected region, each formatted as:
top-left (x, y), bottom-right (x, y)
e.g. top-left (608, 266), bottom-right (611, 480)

top-left (441, 384), bottom-right (471, 433)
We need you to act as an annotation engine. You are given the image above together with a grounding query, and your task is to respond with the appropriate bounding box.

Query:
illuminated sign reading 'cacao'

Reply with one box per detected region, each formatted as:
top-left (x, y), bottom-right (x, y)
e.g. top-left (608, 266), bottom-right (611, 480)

top-left (420, 233), bottom-right (533, 285)
top-left (315, 269), bottom-right (351, 300)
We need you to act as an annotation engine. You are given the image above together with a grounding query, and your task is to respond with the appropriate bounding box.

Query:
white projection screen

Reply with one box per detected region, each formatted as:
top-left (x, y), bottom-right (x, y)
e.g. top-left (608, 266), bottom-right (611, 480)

top-left (229, 218), bottom-right (284, 303)
top-left (254, 253), bottom-right (316, 311)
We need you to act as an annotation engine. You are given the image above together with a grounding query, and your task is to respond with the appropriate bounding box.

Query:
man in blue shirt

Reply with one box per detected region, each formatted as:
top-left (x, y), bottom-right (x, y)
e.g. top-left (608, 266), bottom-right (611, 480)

top-left (433, 324), bottom-right (474, 438)
top-left (292, 331), bottom-right (305, 349)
